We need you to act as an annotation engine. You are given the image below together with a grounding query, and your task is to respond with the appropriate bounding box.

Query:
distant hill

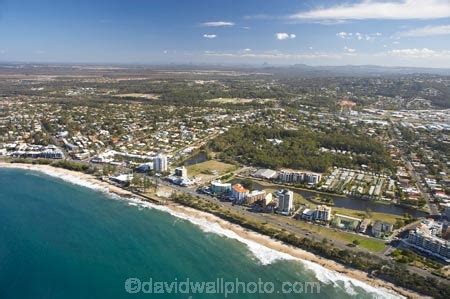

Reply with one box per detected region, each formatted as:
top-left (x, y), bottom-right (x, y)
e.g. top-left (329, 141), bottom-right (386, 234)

top-left (1, 62), bottom-right (450, 77)
top-left (263, 64), bottom-right (450, 77)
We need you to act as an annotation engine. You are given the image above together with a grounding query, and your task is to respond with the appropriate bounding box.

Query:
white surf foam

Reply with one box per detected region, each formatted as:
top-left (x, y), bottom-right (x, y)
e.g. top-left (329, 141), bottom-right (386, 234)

top-left (20, 166), bottom-right (110, 193)
top-left (120, 197), bottom-right (404, 298)
top-left (301, 260), bottom-right (402, 298)
top-left (4, 165), bottom-right (404, 298)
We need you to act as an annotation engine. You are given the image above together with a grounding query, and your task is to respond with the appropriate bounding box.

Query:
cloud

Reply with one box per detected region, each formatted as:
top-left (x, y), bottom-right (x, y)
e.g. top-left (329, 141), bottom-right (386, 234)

top-left (204, 50), bottom-right (341, 60)
top-left (275, 33), bottom-right (296, 40)
top-left (387, 47), bottom-right (450, 58)
top-left (337, 32), bottom-right (351, 39)
top-left (337, 31), bottom-right (381, 40)
top-left (289, 0), bottom-right (450, 21)
top-left (201, 48), bottom-right (450, 67)
top-left (390, 48), bottom-right (434, 56)
top-left (344, 46), bottom-right (356, 53)
top-left (203, 34), bottom-right (217, 39)
top-left (200, 21), bottom-right (234, 27)
top-left (398, 24), bottom-right (450, 37)
top-left (355, 32), bottom-right (364, 40)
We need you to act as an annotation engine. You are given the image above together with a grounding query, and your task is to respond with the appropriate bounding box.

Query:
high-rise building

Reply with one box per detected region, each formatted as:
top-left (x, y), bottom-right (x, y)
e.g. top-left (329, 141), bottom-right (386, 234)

top-left (278, 170), bottom-right (304, 184)
top-left (305, 173), bottom-right (321, 185)
top-left (277, 170), bottom-right (321, 186)
top-left (175, 166), bottom-right (187, 178)
top-left (275, 189), bottom-right (294, 214)
top-left (245, 190), bottom-right (266, 205)
top-left (211, 180), bottom-right (232, 195)
top-left (407, 220), bottom-right (450, 262)
top-left (313, 205), bottom-right (331, 222)
top-left (231, 184), bottom-right (249, 203)
top-left (154, 154), bottom-right (168, 172)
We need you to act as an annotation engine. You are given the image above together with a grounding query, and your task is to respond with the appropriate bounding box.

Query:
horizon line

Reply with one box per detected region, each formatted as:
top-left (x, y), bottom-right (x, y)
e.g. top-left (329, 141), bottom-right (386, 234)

top-left (1, 61), bottom-right (450, 71)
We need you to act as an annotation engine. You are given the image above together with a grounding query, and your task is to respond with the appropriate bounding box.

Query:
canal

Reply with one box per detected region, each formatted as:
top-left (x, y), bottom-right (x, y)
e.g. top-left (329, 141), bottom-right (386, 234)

top-left (232, 179), bottom-right (427, 218)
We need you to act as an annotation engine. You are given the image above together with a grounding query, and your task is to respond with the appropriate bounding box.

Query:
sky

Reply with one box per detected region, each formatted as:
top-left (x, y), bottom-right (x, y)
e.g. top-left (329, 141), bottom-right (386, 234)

top-left (0, 0), bottom-right (449, 67)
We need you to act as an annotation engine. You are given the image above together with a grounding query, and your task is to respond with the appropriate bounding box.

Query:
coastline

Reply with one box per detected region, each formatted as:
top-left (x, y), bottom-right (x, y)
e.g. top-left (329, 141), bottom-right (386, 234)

top-left (0, 162), bottom-right (424, 298)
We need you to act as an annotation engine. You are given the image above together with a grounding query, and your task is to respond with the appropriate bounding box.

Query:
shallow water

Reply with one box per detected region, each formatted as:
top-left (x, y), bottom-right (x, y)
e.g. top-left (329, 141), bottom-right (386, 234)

top-left (0, 168), bottom-right (401, 298)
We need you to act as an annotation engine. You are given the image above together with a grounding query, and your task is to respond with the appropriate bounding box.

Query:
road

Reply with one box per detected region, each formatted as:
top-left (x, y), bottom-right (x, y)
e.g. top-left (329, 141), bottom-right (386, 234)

top-left (386, 218), bottom-right (423, 242)
top-left (390, 124), bottom-right (438, 216)
top-left (152, 179), bottom-right (450, 284)
top-left (158, 179), bottom-right (398, 257)
top-left (404, 158), bottom-right (439, 215)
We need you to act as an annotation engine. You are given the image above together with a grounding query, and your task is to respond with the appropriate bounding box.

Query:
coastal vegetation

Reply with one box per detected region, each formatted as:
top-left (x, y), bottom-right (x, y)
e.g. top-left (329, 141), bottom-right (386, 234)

top-left (284, 219), bottom-right (387, 252)
top-left (9, 158), bottom-right (97, 174)
top-left (391, 249), bottom-right (442, 271)
top-left (1, 66), bottom-right (449, 298)
top-left (185, 160), bottom-right (237, 176)
top-left (170, 193), bottom-right (450, 299)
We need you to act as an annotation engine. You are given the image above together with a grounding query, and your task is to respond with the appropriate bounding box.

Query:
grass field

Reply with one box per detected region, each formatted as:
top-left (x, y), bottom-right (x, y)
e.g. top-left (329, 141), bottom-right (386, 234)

top-left (331, 207), bottom-right (401, 224)
top-left (255, 186), bottom-right (396, 252)
top-left (186, 160), bottom-right (237, 176)
top-left (285, 218), bottom-right (387, 252)
top-left (206, 97), bottom-right (275, 104)
top-left (253, 179), bottom-right (402, 224)
top-left (113, 93), bottom-right (160, 100)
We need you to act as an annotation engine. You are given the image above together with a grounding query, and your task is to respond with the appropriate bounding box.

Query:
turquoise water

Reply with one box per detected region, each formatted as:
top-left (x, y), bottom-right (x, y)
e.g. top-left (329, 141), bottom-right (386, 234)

top-left (0, 168), bottom-right (396, 299)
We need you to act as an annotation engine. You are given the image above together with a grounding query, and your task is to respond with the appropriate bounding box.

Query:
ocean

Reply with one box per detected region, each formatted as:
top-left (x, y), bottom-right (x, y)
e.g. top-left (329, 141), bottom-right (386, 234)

top-left (0, 168), bottom-right (400, 299)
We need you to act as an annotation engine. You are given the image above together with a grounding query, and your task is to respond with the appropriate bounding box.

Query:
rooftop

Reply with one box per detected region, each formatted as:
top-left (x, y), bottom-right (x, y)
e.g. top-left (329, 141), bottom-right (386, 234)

top-left (232, 183), bottom-right (248, 193)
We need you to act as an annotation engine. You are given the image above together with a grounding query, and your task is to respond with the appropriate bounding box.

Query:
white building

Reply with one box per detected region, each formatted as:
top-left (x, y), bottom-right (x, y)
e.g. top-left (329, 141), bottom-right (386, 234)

top-left (252, 169), bottom-right (278, 180)
top-left (109, 173), bottom-right (133, 186)
top-left (175, 166), bottom-right (187, 178)
top-left (231, 184), bottom-right (249, 203)
top-left (154, 154), bottom-right (168, 173)
top-left (278, 170), bottom-right (304, 184)
top-left (245, 190), bottom-right (266, 204)
top-left (275, 189), bottom-right (294, 214)
top-left (211, 180), bottom-right (232, 195)
top-left (9, 144), bottom-right (64, 159)
top-left (305, 173), bottom-right (321, 185)
top-left (407, 220), bottom-right (450, 262)
top-left (313, 205), bottom-right (331, 222)
top-left (301, 208), bottom-right (314, 221)
top-left (278, 170), bottom-right (321, 186)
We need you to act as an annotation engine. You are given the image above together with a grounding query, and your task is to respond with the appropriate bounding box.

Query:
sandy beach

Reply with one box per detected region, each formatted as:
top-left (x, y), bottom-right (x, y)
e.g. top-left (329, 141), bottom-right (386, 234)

top-left (0, 162), bottom-right (425, 298)
top-left (0, 162), bottom-right (133, 197)
top-left (164, 203), bottom-right (424, 298)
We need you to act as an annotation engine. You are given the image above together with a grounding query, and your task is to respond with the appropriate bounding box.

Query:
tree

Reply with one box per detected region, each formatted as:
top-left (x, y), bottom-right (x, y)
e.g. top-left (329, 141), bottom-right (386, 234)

top-left (131, 174), bottom-right (143, 190)
top-left (418, 198), bottom-right (426, 208)
top-left (240, 178), bottom-right (253, 190)
top-left (102, 164), bottom-right (116, 176)
top-left (142, 176), bottom-right (154, 192)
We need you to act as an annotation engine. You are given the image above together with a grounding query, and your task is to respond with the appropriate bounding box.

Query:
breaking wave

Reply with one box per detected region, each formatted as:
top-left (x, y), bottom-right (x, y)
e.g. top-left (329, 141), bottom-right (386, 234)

top-left (4, 165), bottom-right (404, 299)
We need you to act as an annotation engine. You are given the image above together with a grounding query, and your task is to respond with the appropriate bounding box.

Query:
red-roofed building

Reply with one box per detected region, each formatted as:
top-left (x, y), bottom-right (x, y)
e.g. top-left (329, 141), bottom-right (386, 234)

top-left (232, 183), bottom-right (249, 202)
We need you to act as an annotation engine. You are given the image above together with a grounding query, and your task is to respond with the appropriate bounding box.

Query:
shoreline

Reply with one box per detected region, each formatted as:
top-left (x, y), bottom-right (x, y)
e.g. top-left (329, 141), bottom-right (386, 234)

top-left (0, 162), bottom-right (424, 298)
